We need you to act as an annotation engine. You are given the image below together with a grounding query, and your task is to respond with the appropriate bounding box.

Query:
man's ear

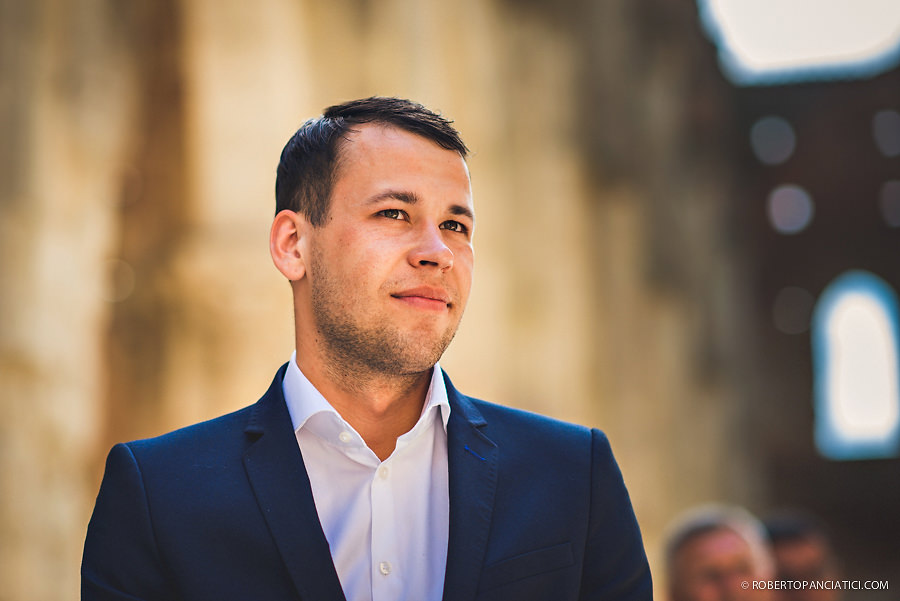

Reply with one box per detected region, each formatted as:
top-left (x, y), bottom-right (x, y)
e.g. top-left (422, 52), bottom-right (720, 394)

top-left (270, 209), bottom-right (310, 281)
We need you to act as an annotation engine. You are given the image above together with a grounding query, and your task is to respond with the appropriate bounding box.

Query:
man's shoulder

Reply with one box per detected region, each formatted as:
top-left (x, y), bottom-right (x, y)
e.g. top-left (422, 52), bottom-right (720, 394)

top-left (471, 395), bottom-right (590, 431)
top-left (453, 390), bottom-right (596, 450)
top-left (120, 403), bottom-right (257, 468)
top-left (451, 392), bottom-right (615, 510)
top-left (122, 364), bottom-right (290, 461)
top-left (132, 403), bottom-right (255, 445)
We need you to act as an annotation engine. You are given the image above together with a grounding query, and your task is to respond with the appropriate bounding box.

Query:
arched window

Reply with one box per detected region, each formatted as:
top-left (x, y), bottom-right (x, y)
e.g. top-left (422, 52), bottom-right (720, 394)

top-left (812, 271), bottom-right (900, 459)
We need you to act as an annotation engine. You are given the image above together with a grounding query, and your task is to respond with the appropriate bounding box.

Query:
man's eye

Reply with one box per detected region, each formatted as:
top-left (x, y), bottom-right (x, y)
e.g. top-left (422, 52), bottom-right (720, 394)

top-left (440, 220), bottom-right (469, 234)
top-left (378, 209), bottom-right (406, 220)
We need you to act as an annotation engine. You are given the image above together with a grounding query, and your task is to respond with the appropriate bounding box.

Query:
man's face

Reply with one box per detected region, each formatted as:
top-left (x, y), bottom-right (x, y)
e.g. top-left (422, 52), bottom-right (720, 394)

top-left (771, 538), bottom-right (839, 601)
top-left (671, 529), bottom-right (770, 601)
top-left (301, 123), bottom-right (474, 376)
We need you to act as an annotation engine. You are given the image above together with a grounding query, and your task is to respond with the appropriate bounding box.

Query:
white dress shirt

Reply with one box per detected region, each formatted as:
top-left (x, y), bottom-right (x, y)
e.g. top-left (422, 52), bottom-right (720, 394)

top-left (282, 352), bottom-right (450, 601)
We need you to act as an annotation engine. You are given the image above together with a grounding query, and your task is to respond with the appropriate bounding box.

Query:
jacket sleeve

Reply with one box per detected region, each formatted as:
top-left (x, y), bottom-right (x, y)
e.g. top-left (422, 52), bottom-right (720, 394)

top-left (580, 429), bottom-right (653, 601)
top-left (82, 443), bottom-right (177, 600)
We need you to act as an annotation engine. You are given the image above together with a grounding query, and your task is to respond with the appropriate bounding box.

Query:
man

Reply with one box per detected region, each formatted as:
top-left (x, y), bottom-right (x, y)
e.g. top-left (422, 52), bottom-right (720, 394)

top-left (764, 513), bottom-right (841, 601)
top-left (665, 505), bottom-right (774, 601)
top-left (82, 97), bottom-right (652, 601)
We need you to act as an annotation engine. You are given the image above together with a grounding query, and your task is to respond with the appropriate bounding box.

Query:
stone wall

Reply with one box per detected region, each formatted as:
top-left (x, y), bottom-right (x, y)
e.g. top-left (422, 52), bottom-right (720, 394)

top-left (0, 1), bottom-right (140, 598)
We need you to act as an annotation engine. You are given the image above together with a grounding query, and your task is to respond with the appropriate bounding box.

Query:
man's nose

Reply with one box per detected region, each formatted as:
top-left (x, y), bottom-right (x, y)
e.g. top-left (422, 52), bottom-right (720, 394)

top-left (408, 224), bottom-right (454, 270)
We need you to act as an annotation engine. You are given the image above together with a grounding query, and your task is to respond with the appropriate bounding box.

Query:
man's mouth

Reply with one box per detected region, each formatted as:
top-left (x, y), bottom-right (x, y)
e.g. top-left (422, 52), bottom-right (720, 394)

top-left (391, 286), bottom-right (451, 310)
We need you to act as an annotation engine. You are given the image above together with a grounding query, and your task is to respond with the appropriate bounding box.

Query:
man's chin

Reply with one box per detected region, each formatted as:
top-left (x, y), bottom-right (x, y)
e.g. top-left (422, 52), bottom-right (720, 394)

top-left (387, 332), bottom-right (457, 374)
top-left (389, 346), bottom-right (449, 375)
top-left (315, 310), bottom-right (459, 376)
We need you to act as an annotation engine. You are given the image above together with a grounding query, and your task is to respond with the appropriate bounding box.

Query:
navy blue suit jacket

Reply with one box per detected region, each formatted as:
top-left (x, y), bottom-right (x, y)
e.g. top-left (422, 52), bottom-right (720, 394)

top-left (83, 365), bottom-right (652, 600)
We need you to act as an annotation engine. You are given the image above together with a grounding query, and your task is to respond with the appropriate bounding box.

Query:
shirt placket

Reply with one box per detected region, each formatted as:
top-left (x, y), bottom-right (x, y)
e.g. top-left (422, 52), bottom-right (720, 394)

top-left (370, 456), bottom-right (401, 601)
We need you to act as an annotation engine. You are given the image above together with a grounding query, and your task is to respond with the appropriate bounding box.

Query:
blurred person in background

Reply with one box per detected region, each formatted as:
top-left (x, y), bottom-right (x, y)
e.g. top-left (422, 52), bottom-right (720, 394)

top-left (666, 505), bottom-right (775, 601)
top-left (764, 512), bottom-right (841, 601)
top-left (81, 97), bottom-right (652, 601)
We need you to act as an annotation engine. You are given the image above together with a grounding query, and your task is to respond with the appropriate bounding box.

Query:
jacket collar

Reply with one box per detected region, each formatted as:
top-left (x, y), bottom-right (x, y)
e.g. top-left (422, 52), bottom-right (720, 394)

top-left (442, 371), bottom-right (499, 601)
top-left (243, 364), bottom-right (346, 601)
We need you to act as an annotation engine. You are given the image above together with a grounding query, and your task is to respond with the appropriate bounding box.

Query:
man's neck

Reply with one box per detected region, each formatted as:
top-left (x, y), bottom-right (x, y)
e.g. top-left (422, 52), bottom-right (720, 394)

top-left (294, 354), bottom-right (433, 461)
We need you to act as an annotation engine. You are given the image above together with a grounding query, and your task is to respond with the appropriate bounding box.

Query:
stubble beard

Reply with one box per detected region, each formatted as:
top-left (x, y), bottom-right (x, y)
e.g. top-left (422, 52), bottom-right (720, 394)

top-left (308, 250), bottom-right (460, 385)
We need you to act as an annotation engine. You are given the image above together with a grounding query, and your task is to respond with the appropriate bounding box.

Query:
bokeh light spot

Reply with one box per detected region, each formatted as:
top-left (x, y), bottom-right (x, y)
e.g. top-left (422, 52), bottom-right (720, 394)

top-left (813, 271), bottom-right (900, 460)
top-left (879, 180), bottom-right (900, 227)
top-left (104, 259), bottom-right (136, 303)
top-left (698, 0), bottom-right (900, 85)
top-left (767, 184), bottom-right (814, 234)
top-left (873, 110), bottom-right (900, 157)
top-left (750, 116), bottom-right (796, 165)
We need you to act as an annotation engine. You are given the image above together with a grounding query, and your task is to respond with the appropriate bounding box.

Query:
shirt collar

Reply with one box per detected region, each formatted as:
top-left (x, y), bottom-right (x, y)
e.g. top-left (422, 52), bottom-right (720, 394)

top-left (282, 351), bottom-right (451, 438)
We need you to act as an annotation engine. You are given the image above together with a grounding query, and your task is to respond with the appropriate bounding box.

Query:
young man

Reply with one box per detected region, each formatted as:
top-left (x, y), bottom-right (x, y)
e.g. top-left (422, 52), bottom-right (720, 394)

top-left (82, 97), bottom-right (652, 601)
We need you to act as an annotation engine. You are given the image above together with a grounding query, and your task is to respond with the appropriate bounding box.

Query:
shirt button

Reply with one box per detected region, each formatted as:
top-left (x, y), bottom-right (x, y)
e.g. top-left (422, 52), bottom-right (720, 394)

top-left (338, 431), bottom-right (353, 443)
top-left (378, 466), bottom-right (389, 479)
top-left (379, 561), bottom-right (392, 576)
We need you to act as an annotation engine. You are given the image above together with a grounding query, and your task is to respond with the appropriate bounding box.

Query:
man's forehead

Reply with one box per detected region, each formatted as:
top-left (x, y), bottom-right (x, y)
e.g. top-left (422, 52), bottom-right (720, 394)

top-left (332, 122), bottom-right (473, 210)
top-left (337, 122), bottom-right (468, 166)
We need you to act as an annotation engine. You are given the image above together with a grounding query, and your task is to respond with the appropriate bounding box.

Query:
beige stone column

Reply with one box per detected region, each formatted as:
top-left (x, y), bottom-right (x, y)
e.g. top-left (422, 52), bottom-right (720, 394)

top-left (0, 1), bottom-right (138, 598)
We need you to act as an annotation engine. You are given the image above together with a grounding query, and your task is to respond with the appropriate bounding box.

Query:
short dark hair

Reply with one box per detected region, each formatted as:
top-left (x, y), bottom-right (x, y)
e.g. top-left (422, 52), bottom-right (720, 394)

top-left (764, 512), bottom-right (832, 547)
top-left (275, 96), bottom-right (469, 226)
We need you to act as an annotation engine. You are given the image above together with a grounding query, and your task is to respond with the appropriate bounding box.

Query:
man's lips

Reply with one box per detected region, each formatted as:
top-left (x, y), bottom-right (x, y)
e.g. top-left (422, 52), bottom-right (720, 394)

top-left (391, 286), bottom-right (451, 310)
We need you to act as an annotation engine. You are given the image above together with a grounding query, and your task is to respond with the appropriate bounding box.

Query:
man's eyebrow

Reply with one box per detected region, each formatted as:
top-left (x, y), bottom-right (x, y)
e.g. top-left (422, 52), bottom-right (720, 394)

top-left (366, 190), bottom-right (474, 222)
top-left (448, 204), bottom-right (475, 222)
top-left (365, 190), bottom-right (419, 205)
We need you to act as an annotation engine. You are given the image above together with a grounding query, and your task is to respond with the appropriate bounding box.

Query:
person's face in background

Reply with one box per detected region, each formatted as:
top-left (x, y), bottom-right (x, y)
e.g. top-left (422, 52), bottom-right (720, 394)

top-left (771, 536), bottom-right (840, 601)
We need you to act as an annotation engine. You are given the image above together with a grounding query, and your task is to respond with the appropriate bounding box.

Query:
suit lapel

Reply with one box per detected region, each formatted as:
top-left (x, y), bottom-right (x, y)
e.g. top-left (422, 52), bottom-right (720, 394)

top-left (242, 365), bottom-right (346, 601)
top-left (442, 373), bottom-right (498, 601)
